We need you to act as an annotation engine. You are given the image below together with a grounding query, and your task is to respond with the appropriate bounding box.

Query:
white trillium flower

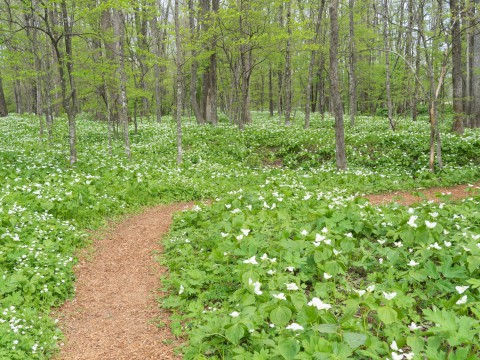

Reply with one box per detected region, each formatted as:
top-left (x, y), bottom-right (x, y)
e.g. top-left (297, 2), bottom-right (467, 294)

top-left (425, 221), bottom-right (437, 229)
top-left (248, 278), bottom-right (263, 295)
top-left (243, 256), bottom-right (258, 265)
top-left (285, 266), bottom-right (295, 272)
top-left (377, 239), bottom-right (386, 245)
top-left (285, 282), bottom-right (299, 291)
top-left (236, 234), bottom-right (244, 241)
top-left (390, 352), bottom-right (404, 360)
top-left (313, 241), bottom-right (321, 247)
top-left (390, 340), bottom-right (399, 351)
top-left (221, 232), bottom-right (229, 238)
top-left (444, 241), bottom-right (452, 247)
top-left (407, 215), bottom-right (418, 228)
top-left (366, 285), bottom-right (375, 292)
top-left (353, 289), bottom-right (366, 296)
top-left (430, 212), bottom-right (439, 218)
top-left (456, 295), bottom-right (467, 305)
top-left (379, 258), bottom-right (384, 264)
top-left (300, 229), bottom-right (308, 236)
top-left (260, 253), bottom-right (269, 261)
top-left (321, 227), bottom-right (329, 234)
top-left (230, 311), bottom-right (240, 318)
top-left (273, 293), bottom-right (287, 300)
top-left (307, 297), bottom-right (332, 310)
top-left (323, 272), bottom-right (333, 279)
top-left (455, 285), bottom-right (469, 294)
top-left (333, 249), bottom-right (342, 256)
top-left (408, 259), bottom-right (419, 267)
top-left (324, 239), bottom-right (332, 245)
top-left (286, 323), bottom-right (304, 331)
top-left (267, 269), bottom-right (276, 275)
top-left (407, 207), bottom-right (415, 214)
top-left (428, 242), bottom-right (442, 250)
top-left (316, 234), bottom-right (326, 242)
top-left (404, 353), bottom-right (415, 360)
top-left (408, 322), bottom-right (420, 331)
top-left (241, 229), bottom-right (250, 236)
top-left (179, 285), bottom-right (185, 295)
top-left (383, 291), bottom-right (397, 300)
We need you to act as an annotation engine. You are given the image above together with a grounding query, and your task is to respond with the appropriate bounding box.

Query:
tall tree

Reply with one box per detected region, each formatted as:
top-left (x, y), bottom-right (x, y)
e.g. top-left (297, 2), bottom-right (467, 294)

top-left (348, 0), bottom-right (357, 127)
top-left (0, 77), bottom-right (7, 117)
top-left (174, 0), bottom-right (183, 163)
top-left (329, 0), bottom-right (347, 170)
top-left (450, 0), bottom-right (464, 134)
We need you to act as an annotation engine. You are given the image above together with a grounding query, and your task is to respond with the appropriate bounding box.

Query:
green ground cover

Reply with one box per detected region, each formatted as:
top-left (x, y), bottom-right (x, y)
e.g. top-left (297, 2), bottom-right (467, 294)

top-left (0, 113), bottom-right (479, 359)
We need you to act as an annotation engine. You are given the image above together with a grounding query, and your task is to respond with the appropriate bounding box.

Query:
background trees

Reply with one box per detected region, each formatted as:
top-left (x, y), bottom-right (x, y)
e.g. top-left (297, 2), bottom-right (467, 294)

top-left (1, 0), bottom-right (480, 157)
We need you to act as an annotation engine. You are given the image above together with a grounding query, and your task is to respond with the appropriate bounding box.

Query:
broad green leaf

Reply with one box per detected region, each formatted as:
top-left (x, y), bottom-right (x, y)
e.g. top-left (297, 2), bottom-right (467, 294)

top-left (313, 323), bottom-right (338, 333)
top-left (277, 338), bottom-right (300, 360)
top-left (377, 306), bottom-right (397, 324)
top-left (226, 323), bottom-right (244, 345)
top-left (270, 305), bottom-right (292, 327)
top-left (343, 332), bottom-right (367, 350)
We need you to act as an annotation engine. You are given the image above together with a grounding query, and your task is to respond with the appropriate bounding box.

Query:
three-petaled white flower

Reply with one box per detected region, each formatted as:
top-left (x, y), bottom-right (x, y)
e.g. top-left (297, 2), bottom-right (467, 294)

top-left (243, 256), bottom-right (258, 265)
top-left (455, 285), bottom-right (469, 294)
top-left (456, 295), bottom-right (467, 305)
top-left (230, 311), bottom-right (240, 318)
top-left (425, 221), bottom-right (437, 229)
top-left (272, 293), bottom-right (287, 300)
top-left (408, 322), bottom-right (420, 331)
top-left (307, 297), bottom-right (332, 310)
top-left (407, 215), bottom-right (418, 228)
top-left (353, 289), bottom-right (366, 296)
top-left (241, 229), bottom-right (250, 236)
top-left (383, 291), bottom-right (397, 300)
top-left (285, 282), bottom-right (299, 291)
top-left (286, 323), bottom-right (304, 331)
top-left (408, 260), bottom-right (419, 267)
top-left (323, 272), bottom-right (333, 279)
top-left (248, 278), bottom-right (262, 295)
top-left (179, 285), bottom-right (184, 295)
top-left (366, 285), bottom-right (375, 292)
top-left (300, 229), bottom-right (309, 236)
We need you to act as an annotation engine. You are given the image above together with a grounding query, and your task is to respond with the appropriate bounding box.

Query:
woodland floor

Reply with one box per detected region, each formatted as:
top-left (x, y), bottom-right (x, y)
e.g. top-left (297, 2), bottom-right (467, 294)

top-left (55, 182), bottom-right (479, 360)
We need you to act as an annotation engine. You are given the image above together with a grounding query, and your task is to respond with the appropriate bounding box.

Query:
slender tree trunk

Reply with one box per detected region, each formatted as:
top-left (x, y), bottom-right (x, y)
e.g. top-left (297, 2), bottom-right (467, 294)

top-left (383, 0), bottom-right (395, 131)
top-left (0, 77), bottom-right (7, 117)
top-left (329, 0), bottom-right (347, 170)
top-left (472, 0), bottom-right (480, 127)
top-left (268, 64), bottom-right (274, 116)
top-left (305, 0), bottom-right (325, 129)
top-left (348, 0), bottom-right (357, 127)
top-left (113, 9), bottom-right (131, 159)
top-left (188, 0), bottom-right (205, 124)
top-left (451, 0), bottom-right (464, 134)
top-left (174, 0), bottom-right (183, 163)
top-left (284, 0), bottom-right (292, 126)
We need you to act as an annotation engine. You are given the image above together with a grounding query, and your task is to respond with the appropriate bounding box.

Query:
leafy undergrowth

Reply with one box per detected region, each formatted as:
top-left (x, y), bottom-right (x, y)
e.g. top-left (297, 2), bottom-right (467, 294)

top-left (0, 112), bottom-right (479, 358)
top-left (163, 184), bottom-right (480, 359)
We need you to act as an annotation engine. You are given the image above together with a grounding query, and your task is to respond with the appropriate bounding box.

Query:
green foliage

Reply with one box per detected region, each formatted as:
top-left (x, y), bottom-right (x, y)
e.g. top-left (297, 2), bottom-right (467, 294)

top-left (0, 112), bottom-right (479, 358)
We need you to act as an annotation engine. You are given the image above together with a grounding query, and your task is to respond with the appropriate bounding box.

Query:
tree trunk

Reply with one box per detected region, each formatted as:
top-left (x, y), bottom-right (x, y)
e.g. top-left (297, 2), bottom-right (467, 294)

top-left (174, 0), bottom-right (183, 163)
top-left (451, 0), bottom-right (464, 134)
top-left (383, 0), bottom-right (395, 131)
top-left (113, 9), bottom-right (131, 159)
top-left (0, 77), bottom-right (7, 117)
top-left (268, 64), bottom-right (274, 116)
top-left (188, 0), bottom-right (205, 124)
top-left (329, 0), bottom-right (347, 170)
top-left (472, 0), bottom-right (480, 127)
top-left (348, 0), bottom-right (357, 127)
top-left (284, 0), bottom-right (292, 126)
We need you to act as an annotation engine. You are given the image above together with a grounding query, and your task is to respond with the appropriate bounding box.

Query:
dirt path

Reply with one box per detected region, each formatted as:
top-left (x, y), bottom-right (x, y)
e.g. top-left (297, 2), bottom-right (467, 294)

top-left (365, 181), bottom-right (480, 206)
top-left (56, 203), bottom-right (191, 360)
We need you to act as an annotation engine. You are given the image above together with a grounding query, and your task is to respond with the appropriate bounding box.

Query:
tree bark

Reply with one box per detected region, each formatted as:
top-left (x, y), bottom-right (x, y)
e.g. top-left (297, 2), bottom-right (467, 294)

top-left (174, 0), bottom-right (183, 163)
top-left (284, 0), bottom-right (292, 126)
top-left (472, 0), bottom-right (480, 127)
top-left (0, 77), bottom-right (7, 117)
top-left (383, 0), bottom-right (395, 131)
top-left (450, 0), bottom-right (464, 134)
top-left (329, 0), bottom-right (347, 170)
top-left (113, 9), bottom-right (131, 159)
top-left (348, 0), bottom-right (357, 127)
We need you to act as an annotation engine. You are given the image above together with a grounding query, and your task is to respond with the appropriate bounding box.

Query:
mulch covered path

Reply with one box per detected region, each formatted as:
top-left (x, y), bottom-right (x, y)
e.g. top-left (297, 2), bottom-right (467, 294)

top-left (56, 203), bottom-right (191, 360)
top-left (54, 181), bottom-right (479, 360)
top-left (365, 181), bottom-right (480, 206)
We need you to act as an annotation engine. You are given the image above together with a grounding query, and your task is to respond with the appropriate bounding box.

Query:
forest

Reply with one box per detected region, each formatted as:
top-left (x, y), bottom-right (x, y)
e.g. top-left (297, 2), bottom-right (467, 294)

top-left (1, 0), bottom-right (480, 359)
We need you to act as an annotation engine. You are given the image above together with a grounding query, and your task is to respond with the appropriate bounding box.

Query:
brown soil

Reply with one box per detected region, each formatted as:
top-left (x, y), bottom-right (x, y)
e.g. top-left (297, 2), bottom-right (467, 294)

top-left (55, 203), bottom-right (191, 360)
top-left (365, 181), bottom-right (480, 206)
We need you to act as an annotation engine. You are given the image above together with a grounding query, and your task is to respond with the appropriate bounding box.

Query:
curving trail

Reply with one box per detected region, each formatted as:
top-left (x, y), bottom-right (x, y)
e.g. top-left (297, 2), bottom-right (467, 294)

top-left (54, 181), bottom-right (479, 360)
top-left (56, 203), bottom-right (191, 360)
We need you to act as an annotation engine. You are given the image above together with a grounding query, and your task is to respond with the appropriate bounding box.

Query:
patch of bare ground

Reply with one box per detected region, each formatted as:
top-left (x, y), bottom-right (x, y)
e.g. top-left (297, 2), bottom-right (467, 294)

top-left (55, 203), bottom-right (192, 360)
top-left (365, 181), bottom-right (480, 206)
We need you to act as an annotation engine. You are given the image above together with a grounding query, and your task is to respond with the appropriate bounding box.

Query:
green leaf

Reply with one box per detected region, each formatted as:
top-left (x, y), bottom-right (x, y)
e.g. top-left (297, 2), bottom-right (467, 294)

top-left (313, 323), bottom-right (338, 333)
top-left (289, 292), bottom-right (307, 311)
top-left (226, 323), bottom-right (244, 345)
top-left (343, 332), bottom-right (367, 350)
top-left (278, 338), bottom-right (300, 360)
top-left (377, 306), bottom-right (397, 324)
top-left (270, 305), bottom-right (292, 327)
top-left (467, 256), bottom-right (480, 274)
